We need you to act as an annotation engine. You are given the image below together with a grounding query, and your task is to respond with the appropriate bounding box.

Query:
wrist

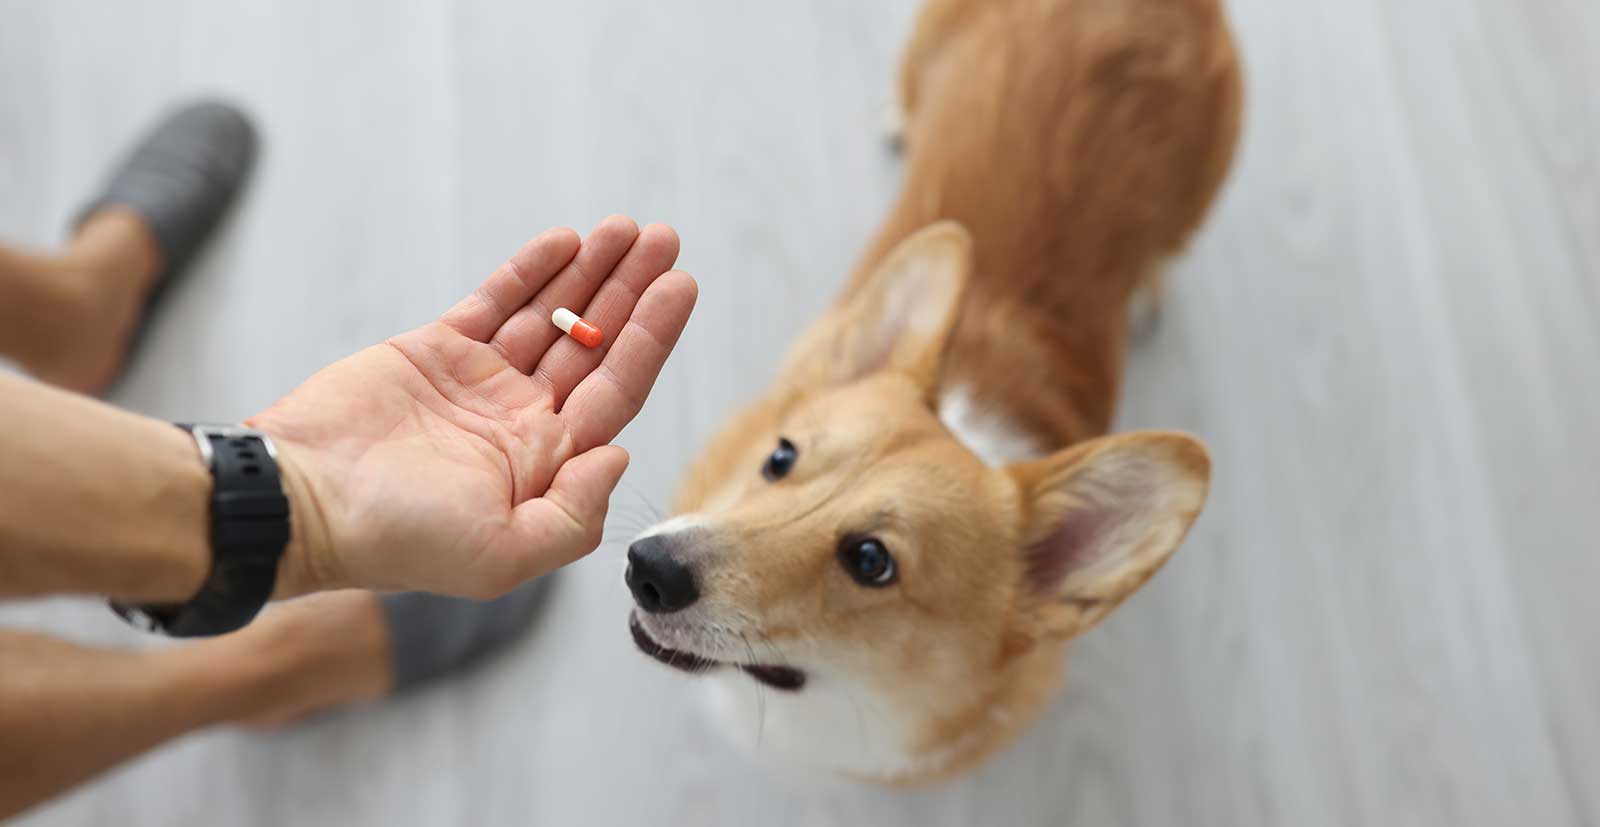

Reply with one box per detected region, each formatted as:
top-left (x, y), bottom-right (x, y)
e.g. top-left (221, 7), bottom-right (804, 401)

top-left (115, 423), bottom-right (305, 635)
top-left (139, 422), bottom-right (215, 601)
top-left (255, 436), bottom-right (339, 599)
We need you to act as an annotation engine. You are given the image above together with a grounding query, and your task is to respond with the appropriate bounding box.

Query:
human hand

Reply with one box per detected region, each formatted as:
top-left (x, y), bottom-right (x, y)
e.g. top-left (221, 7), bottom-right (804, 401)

top-left (248, 217), bottom-right (695, 599)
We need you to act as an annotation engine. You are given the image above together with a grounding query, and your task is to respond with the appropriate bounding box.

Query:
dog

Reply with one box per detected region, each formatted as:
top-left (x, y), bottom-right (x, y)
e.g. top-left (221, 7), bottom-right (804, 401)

top-left (625, 0), bottom-right (1242, 783)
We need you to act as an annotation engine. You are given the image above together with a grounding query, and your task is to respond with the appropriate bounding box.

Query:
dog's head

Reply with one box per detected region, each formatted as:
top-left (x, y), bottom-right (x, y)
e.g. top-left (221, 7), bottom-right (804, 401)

top-left (627, 222), bottom-right (1209, 781)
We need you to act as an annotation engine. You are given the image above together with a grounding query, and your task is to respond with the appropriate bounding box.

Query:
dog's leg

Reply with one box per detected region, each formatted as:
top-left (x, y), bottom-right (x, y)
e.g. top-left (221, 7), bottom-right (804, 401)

top-left (881, 98), bottom-right (908, 154)
top-left (1128, 260), bottom-right (1170, 340)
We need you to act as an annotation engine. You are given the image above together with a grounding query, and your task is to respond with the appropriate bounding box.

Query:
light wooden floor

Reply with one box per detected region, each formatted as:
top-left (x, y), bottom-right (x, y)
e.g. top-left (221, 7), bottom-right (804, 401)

top-left (3, 1), bottom-right (1596, 824)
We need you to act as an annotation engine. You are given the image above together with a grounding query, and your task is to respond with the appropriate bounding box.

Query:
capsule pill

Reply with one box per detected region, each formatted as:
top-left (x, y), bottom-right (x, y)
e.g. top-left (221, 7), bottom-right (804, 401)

top-left (552, 307), bottom-right (604, 348)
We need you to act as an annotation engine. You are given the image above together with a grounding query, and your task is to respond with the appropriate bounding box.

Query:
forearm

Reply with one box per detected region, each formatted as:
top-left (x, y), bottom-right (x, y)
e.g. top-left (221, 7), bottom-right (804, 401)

top-left (0, 372), bottom-right (209, 602)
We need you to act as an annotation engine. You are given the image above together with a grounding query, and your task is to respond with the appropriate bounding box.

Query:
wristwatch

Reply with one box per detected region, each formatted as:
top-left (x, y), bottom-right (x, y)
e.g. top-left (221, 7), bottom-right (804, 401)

top-left (111, 424), bottom-right (291, 637)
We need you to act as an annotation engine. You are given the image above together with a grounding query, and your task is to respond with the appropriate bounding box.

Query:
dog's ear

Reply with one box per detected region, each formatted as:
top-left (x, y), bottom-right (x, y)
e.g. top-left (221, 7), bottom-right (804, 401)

top-left (776, 221), bottom-right (971, 391)
top-left (1007, 432), bottom-right (1210, 641)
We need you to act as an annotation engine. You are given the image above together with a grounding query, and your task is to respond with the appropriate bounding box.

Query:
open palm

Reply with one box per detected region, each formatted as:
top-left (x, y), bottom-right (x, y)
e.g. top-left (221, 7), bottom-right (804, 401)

top-left (248, 217), bottom-right (695, 598)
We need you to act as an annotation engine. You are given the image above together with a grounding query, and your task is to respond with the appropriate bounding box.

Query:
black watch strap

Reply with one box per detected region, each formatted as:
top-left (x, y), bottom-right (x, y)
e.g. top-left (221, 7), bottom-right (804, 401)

top-left (111, 425), bottom-right (290, 637)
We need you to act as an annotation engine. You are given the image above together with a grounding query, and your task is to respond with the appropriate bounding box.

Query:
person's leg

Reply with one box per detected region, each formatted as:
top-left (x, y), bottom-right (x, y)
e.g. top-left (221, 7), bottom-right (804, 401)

top-left (0, 590), bottom-right (390, 821)
top-left (0, 99), bottom-right (255, 395)
top-left (0, 581), bottom-right (552, 821)
top-left (0, 209), bottom-right (162, 393)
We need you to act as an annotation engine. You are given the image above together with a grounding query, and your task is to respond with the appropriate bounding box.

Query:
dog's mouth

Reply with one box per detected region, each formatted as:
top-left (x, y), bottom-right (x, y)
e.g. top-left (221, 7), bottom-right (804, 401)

top-left (629, 613), bottom-right (806, 691)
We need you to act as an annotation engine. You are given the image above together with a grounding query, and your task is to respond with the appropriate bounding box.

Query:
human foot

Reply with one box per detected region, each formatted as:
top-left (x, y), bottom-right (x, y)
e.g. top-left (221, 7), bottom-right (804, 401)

top-left (226, 581), bottom-right (552, 729)
top-left (8, 210), bottom-right (163, 392)
top-left (25, 100), bottom-right (256, 393)
top-left (76, 100), bottom-right (256, 280)
top-left (380, 579), bottom-right (554, 691)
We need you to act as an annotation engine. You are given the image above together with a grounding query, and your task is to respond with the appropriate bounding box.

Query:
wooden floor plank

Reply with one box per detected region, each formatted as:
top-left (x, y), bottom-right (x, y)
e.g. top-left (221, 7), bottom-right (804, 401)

top-left (1, 1), bottom-right (1593, 824)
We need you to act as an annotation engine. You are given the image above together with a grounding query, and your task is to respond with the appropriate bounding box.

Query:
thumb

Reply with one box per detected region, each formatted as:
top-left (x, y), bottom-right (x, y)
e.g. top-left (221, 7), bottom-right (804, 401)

top-left (512, 444), bottom-right (630, 572)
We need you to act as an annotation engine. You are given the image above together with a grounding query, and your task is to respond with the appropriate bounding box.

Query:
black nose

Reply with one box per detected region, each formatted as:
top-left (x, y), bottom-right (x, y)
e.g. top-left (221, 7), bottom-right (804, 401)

top-left (626, 535), bottom-right (699, 613)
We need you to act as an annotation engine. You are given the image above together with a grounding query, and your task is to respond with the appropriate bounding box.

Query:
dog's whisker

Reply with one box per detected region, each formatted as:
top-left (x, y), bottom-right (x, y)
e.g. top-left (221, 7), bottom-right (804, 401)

top-left (740, 632), bottom-right (767, 749)
top-left (602, 510), bottom-right (655, 536)
top-left (615, 478), bottom-right (667, 523)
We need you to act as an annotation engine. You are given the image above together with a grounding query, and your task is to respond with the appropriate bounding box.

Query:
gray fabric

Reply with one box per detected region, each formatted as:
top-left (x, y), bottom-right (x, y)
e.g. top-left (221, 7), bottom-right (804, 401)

top-left (78, 100), bottom-right (256, 280)
top-left (380, 577), bottom-right (553, 692)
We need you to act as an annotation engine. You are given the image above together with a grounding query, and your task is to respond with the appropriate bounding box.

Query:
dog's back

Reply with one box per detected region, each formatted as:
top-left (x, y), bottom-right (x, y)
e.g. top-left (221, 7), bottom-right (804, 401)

top-left (858, 0), bottom-right (1242, 448)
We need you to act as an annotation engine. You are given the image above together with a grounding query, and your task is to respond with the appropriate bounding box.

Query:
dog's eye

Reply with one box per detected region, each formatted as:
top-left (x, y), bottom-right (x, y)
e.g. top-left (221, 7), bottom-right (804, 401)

top-left (838, 537), bottom-right (896, 587)
top-left (762, 437), bottom-right (798, 481)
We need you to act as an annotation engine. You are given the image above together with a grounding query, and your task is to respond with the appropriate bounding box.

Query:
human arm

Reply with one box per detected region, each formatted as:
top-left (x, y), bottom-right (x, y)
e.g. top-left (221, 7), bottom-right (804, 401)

top-left (0, 371), bottom-right (210, 602)
top-left (0, 218), bottom-right (695, 603)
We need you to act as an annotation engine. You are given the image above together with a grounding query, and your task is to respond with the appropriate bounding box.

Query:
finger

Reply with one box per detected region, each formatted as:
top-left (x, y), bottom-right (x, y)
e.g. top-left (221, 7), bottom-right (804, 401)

top-left (532, 223), bottom-right (680, 408)
top-left (562, 270), bottom-right (698, 451)
top-left (510, 445), bottom-right (630, 575)
top-left (439, 227), bottom-right (581, 341)
top-left (490, 215), bottom-right (639, 375)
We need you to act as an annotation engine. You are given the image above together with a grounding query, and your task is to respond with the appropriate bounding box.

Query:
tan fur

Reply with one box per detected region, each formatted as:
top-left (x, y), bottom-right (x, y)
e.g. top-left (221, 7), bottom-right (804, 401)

top-left (876, 0), bottom-right (1243, 443)
top-left (644, 0), bottom-right (1240, 783)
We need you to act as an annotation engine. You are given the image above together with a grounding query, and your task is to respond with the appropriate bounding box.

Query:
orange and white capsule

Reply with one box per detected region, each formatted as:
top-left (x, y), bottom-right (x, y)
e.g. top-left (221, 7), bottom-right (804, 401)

top-left (552, 307), bottom-right (603, 348)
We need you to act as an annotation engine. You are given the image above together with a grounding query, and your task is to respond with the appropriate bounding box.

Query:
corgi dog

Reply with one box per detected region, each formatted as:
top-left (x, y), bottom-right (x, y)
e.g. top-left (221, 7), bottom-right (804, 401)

top-left (625, 0), bottom-right (1242, 783)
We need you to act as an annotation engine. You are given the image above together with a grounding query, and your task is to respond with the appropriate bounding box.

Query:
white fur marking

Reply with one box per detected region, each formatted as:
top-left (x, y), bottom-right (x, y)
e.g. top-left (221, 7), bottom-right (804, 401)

top-left (634, 513), bottom-right (708, 541)
top-left (938, 385), bottom-right (1042, 466)
top-left (703, 670), bottom-right (930, 779)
